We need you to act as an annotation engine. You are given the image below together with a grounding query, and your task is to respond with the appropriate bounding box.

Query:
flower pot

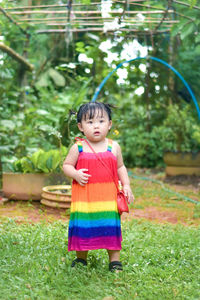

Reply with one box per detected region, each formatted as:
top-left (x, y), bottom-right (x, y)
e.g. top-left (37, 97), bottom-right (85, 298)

top-left (2, 173), bottom-right (69, 201)
top-left (163, 151), bottom-right (200, 176)
top-left (3, 173), bottom-right (49, 200)
top-left (41, 185), bottom-right (71, 208)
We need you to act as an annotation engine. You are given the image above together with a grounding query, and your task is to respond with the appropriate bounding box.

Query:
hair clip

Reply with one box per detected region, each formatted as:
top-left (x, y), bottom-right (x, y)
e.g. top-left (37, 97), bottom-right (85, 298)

top-left (69, 109), bottom-right (77, 116)
top-left (105, 103), bottom-right (116, 109)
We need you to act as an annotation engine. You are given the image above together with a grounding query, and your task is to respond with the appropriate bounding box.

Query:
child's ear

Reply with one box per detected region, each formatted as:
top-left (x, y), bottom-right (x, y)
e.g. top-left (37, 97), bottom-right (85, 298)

top-left (78, 122), bottom-right (84, 133)
top-left (108, 120), bottom-right (112, 130)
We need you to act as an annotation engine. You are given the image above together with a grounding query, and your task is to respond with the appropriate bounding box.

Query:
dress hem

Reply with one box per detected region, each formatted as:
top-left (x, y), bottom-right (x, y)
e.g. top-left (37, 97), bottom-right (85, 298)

top-left (68, 246), bottom-right (122, 252)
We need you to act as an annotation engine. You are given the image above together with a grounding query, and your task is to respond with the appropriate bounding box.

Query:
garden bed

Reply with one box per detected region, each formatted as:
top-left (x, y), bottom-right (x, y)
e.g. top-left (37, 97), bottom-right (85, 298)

top-left (1, 169), bottom-right (199, 226)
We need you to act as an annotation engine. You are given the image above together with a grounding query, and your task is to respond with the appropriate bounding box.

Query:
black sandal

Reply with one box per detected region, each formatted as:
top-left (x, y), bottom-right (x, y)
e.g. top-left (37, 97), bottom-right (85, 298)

top-left (109, 261), bottom-right (123, 272)
top-left (71, 258), bottom-right (87, 268)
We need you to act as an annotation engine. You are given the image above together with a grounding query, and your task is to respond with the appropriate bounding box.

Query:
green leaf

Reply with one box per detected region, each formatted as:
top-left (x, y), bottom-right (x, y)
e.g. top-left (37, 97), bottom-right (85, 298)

top-left (75, 41), bottom-right (86, 53)
top-left (36, 109), bottom-right (49, 116)
top-left (30, 149), bottom-right (44, 168)
top-left (0, 146), bottom-right (12, 154)
top-left (170, 24), bottom-right (181, 37)
top-left (189, 0), bottom-right (197, 7)
top-left (180, 23), bottom-right (195, 40)
top-left (60, 145), bottom-right (68, 158)
top-left (15, 157), bottom-right (35, 173)
top-left (46, 155), bottom-right (53, 171)
top-left (170, 19), bottom-right (189, 37)
top-left (0, 120), bottom-right (15, 130)
top-left (81, 0), bottom-right (90, 3)
top-left (48, 68), bottom-right (66, 87)
top-left (45, 150), bottom-right (60, 172)
top-left (35, 150), bottom-right (60, 173)
top-left (35, 72), bottom-right (50, 88)
top-left (194, 44), bottom-right (200, 54)
top-left (36, 152), bottom-right (50, 173)
top-left (13, 160), bottom-right (23, 173)
top-left (195, 34), bottom-right (200, 43)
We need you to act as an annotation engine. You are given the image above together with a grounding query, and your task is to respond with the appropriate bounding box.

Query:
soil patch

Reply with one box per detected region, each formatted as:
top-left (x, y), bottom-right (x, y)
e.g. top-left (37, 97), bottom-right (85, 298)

top-left (0, 201), bottom-right (68, 223)
top-left (164, 175), bottom-right (200, 188)
top-left (122, 207), bottom-right (178, 224)
top-left (0, 200), bottom-right (191, 226)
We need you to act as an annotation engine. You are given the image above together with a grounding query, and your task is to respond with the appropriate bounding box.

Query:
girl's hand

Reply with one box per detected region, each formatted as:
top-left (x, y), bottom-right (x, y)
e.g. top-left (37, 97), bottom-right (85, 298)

top-left (123, 184), bottom-right (134, 204)
top-left (75, 169), bottom-right (91, 186)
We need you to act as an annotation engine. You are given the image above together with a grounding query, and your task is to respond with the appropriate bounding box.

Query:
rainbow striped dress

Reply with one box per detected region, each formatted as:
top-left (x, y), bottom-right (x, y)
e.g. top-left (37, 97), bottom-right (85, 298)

top-left (68, 139), bottom-right (122, 251)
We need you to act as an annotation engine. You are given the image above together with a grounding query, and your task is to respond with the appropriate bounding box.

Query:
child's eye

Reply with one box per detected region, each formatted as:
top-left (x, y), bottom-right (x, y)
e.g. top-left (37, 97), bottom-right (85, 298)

top-left (87, 120), bottom-right (93, 124)
top-left (100, 119), bottom-right (104, 123)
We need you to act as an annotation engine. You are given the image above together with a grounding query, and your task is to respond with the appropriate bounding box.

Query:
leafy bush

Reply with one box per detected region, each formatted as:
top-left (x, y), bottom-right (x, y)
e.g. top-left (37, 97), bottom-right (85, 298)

top-left (3, 146), bottom-right (68, 173)
top-left (112, 101), bottom-right (200, 167)
top-left (0, 80), bottom-right (91, 167)
top-left (159, 104), bottom-right (200, 152)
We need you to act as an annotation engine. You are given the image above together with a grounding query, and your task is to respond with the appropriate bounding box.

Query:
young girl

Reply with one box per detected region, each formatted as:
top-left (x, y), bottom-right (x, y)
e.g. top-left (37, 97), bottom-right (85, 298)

top-left (63, 102), bottom-right (134, 271)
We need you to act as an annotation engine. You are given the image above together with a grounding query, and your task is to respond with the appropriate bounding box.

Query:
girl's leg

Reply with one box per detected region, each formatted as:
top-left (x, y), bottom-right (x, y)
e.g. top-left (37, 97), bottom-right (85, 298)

top-left (76, 251), bottom-right (88, 261)
top-left (71, 251), bottom-right (88, 267)
top-left (107, 250), bottom-right (120, 262)
top-left (107, 250), bottom-right (123, 271)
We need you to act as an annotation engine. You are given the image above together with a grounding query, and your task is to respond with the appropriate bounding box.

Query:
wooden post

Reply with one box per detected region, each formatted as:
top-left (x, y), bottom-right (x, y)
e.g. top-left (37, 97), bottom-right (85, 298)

top-left (19, 0), bottom-right (32, 88)
top-left (168, 34), bottom-right (175, 105)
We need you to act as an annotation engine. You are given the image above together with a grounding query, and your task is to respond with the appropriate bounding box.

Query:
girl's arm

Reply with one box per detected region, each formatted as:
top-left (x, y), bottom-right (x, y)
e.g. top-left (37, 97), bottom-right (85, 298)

top-left (63, 144), bottom-right (91, 186)
top-left (115, 142), bottom-right (134, 203)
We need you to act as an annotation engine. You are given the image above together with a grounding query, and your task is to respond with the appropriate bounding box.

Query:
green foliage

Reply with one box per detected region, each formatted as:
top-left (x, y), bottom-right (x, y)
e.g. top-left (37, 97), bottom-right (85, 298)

top-left (36, 68), bottom-right (66, 88)
top-left (1, 0), bottom-right (200, 170)
top-left (159, 104), bottom-right (200, 152)
top-left (111, 97), bottom-right (200, 167)
top-left (118, 125), bottom-right (165, 168)
top-left (5, 146), bottom-right (68, 173)
top-left (0, 80), bottom-right (91, 168)
top-left (0, 220), bottom-right (199, 299)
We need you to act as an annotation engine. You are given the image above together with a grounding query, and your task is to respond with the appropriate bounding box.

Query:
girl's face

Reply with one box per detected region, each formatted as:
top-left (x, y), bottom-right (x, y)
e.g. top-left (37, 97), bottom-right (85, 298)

top-left (78, 109), bottom-right (112, 142)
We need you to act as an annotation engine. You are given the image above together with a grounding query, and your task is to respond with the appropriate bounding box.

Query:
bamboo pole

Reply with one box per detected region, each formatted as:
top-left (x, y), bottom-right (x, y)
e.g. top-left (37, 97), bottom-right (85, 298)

top-left (17, 19), bottom-right (178, 25)
top-left (18, 16), bottom-right (175, 22)
top-left (5, 3), bottom-right (103, 10)
top-left (18, 17), bottom-right (113, 22)
top-left (173, 0), bottom-right (200, 10)
top-left (9, 9), bottom-right (174, 15)
top-left (0, 42), bottom-right (34, 71)
top-left (36, 28), bottom-right (170, 34)
top-left (44, 24), bottom-right (172, 28)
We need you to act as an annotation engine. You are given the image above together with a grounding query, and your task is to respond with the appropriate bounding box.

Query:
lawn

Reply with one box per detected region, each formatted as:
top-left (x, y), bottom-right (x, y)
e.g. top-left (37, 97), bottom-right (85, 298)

top-left (0, 170), bottom-right (199, 299)
top-left (0, 219), bottom-right (199, 300)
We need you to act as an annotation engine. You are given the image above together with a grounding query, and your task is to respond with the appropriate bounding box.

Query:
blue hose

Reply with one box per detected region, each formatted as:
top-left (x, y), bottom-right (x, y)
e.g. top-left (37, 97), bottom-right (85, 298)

top-left (91, 56), bottom-right (200, 120)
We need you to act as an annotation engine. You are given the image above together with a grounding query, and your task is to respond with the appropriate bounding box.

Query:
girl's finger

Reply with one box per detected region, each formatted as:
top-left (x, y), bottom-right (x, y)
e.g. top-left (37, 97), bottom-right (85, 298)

top-left (84, 174), bottom-right (91, 178)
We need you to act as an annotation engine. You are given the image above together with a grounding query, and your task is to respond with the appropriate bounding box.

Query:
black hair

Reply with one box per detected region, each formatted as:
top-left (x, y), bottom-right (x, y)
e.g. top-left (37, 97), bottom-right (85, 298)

top-left (77, 102), bottom-right (112, 123)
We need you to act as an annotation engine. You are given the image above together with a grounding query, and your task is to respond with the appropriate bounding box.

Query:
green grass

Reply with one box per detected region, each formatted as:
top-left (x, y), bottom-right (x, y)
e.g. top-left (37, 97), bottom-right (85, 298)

top-left (0, 219), bottom-right (199, 300)
top-left (130, 173), bottom-right (200, 225)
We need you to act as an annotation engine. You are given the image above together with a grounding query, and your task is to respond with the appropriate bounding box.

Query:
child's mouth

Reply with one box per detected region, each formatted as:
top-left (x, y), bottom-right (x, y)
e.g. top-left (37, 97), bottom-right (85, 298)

top-left (94, 131), bottom-right (100, 135)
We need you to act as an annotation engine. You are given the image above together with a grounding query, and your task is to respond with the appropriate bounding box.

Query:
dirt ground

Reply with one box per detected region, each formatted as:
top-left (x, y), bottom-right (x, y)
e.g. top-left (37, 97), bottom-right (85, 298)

top-left (0, 173), bottom-right (199, 225)
top-left (0, 200), bottom-right (179, 224)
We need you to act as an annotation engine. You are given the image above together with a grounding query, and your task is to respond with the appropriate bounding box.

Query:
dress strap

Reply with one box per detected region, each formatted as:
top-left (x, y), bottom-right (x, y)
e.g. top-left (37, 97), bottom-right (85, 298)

top-left (76, 140), bottom-right (83, 153)
top-left (75, 137), bottom-right (84, 153)
top-left (107, 139), bottom-right (112, 152)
